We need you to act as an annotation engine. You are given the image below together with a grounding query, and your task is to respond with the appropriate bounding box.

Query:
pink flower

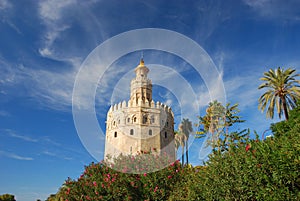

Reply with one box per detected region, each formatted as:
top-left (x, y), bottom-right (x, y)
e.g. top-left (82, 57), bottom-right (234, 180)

top-left (154, 186), bottom-right (158, 192)
top-left (246, 144), bottom-right (251, 152)
top-left (143, 173), bottom-right (147, 177)
top-left (176, 169), bottom-right (179, 173)
top-left (93, 181), bottom-right (97, 186)
top-left (168, 175), bottom-right (172, 179)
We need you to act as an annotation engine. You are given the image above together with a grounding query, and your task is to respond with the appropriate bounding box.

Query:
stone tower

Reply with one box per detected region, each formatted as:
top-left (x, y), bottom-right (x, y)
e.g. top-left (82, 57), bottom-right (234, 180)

top-left (104, 59), bottom-right (175, 161)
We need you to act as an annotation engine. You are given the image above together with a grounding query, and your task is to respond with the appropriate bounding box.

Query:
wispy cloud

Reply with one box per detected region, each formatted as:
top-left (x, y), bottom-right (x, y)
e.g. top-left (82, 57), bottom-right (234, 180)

top-left (243, 0), bottom-right (300, 21)
top-left (42, 150), bottom-right (57, 157)
top-left (0, 0), bottom-right (11, 10)
top-left (38, 0), bottom-right (76, 58)
top-left (3, 129), bottom-right (38, 142)
top-left (0, 150), bottom-right (33, 161)
top-left (37, 0), bottom-right (102, 65)
top-left (0, 60), bottom-right (76, 111)
top-left (224, 74), bottom-right (261, 108)
top-left (0, 110), bottom-right (10, 117)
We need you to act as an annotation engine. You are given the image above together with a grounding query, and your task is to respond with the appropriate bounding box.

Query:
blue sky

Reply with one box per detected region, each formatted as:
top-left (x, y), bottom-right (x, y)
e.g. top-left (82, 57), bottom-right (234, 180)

top-left (1, 0), bottom-right (300, 200)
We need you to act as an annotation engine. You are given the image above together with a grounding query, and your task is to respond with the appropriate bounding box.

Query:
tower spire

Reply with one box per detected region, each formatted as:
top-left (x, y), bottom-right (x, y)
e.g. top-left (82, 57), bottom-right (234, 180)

top-left (130, 58), bottom-right (152, 103)
top-left (140, 51), bottom-right (144, 65)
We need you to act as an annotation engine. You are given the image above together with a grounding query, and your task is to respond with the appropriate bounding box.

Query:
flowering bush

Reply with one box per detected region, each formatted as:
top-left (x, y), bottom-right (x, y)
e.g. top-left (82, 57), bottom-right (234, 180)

top-left (56, 153), bottom-right (189, 201)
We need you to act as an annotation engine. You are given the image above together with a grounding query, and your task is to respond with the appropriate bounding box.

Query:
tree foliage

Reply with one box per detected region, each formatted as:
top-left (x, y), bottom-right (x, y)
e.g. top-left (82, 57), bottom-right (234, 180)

top-left (56, 155), bottom-right (188, 201)
top-left (196, 101), bottom-right (246, 152)
top-left (199, 103), bottom-right (300, 200)
top-left (0, 194), bottom-right (16, 201)
top-left (258, 67), bottom-right (300, 120)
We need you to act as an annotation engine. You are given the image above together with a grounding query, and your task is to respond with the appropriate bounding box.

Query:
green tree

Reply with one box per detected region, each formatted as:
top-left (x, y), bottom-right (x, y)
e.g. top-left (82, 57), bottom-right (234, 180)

top-left (201, 105), bottom-right (300, 200)
top-left (258, 67), bottom-right (300, 120)
top-left (179, 118), bottom-right (193, 165)
top-left (196, 101), bottom-right (245, 152)
top-left (0, 194), bottom-right (16, 201)
top-left (271, 101), bottom-right (300, 137)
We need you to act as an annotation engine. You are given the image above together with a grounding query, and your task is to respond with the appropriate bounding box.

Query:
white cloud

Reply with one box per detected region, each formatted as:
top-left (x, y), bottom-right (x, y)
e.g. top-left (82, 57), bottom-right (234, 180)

top-left (0, 110), bottom-right (10, 117)
top-left (39, 0), bottom-right (76, 21)
top-left (38, 0), bottom-right (76, 59)
top-left (0, 0), bottom-right (11, 10)
top-left (224, 74), bottom-right (261, 108)
top-left (243, 0), bottom-right (300, 21)
top-left (0, 150), bottom-right (34, 161)
top-left (0, 61), bottom-right (77, 110)
top-left (3, 129), bottom-right (38, 142)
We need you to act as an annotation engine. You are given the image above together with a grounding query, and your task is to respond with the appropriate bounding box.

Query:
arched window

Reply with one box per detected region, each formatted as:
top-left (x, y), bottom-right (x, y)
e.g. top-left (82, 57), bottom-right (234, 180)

top-left (151, 116), bottom-right (155, 124)
top-left (133, 117), bottom-right (137, 123)
top-left (143, 115), bottom-right (147, 124)
top-left (166, 121), bottom-right (169, 126)
top-left (114, 132), bottom-right (117, 138)
top-left (149, 129), bottom-right (152, 136)
top-left (130, 129), bottom-right (134, 135)
top-left (127, 118), bottom-right (130, 123)
top-left (165, 132), bottom-right (167, 138)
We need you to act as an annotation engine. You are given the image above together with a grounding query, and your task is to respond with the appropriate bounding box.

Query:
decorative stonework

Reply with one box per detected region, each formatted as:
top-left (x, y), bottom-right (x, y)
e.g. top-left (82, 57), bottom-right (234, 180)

top-left (104, 59), bottom-right (175, 161)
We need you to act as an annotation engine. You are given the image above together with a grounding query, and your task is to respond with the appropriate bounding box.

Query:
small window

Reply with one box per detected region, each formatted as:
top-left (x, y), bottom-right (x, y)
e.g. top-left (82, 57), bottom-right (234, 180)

top-left (127, 118), bottom-right (130, 123)
top-left (166, 122), bottom-right (169, 126)
top-left (143, 116), bottom-right (147, 124)
top-left (114, 132), bottom-right (117, 138)
top-left (113, 121), bottom-right (116, 126)
top-left (165, 132), bottom-right (167, 138)
top-left (149, 129), bottom-right (152, 136)
top-left (134, 117), bottom-right (137, 123)
top-left (118, 119), bottom-right (120, 124)
top-left (151, 116), bottom-right (155, 123)
top-left (130, 129), bottom-right (134, 135)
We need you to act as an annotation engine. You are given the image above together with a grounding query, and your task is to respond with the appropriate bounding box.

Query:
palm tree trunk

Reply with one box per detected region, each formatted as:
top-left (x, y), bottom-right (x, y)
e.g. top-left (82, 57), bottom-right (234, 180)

top-left (185, 139), bottom-right (189, 165)
top-left (181, 146), bottom-right (185, 166)
top-left (281, 96), bottom-right (289, 120)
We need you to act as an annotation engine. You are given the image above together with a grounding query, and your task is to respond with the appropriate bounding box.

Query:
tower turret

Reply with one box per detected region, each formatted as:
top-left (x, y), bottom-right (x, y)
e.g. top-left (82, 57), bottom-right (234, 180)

top-left (130, 59), bottom-right (152, 104)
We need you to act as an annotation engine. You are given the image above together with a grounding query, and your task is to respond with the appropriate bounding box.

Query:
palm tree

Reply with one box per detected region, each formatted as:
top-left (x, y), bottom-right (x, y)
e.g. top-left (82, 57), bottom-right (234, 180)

top-left (199, 101), bottom-right (225, 147)
top-left (174, 130), bottom-right (186, 165)
top-left (258, 67), bottom-right (300, 120)
top-left (179, 119), bottom-right (193, 165)
top-left (196, 101), bottom-right (245, 152)
top-left (224, 103), bottom-right (245, 134)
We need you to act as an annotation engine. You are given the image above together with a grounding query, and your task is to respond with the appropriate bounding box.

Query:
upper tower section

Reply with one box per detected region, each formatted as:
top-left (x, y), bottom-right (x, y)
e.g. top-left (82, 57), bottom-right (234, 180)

top-left (130, 59), bottom-right (152, 104)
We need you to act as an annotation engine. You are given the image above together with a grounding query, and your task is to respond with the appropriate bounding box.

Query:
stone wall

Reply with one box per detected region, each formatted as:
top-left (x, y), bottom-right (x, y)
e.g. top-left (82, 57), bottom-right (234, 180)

top-left (104, 98), bottom-right (175, 161)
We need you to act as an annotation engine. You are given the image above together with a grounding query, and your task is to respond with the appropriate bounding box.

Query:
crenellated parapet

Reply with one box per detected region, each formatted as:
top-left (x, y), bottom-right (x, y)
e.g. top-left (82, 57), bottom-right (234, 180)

top-left (109, 98), bottom-right (174, 116)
